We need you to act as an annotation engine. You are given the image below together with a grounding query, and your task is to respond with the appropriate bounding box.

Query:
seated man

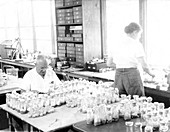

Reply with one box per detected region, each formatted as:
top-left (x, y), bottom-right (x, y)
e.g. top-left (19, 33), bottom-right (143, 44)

top-left (22, 54), bottom-right (61, 93)
top-left (11, 55), bottom-right (61, 131)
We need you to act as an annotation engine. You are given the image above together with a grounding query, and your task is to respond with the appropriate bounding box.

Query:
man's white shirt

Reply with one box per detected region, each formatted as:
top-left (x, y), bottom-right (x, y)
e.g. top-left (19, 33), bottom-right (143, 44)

top-left (22, 67), bottom-right (61, 93)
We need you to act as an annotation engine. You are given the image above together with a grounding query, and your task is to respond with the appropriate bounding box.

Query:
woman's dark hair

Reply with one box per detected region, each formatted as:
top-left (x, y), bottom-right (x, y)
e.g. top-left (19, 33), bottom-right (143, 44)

top-left (124, 22), bottom-right (141, 34)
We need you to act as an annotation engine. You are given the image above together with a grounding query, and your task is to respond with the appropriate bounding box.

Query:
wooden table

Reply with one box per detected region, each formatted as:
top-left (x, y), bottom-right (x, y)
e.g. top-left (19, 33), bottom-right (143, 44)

top-left (0, 104), bottom-right (86, 132)
top-left (0, 59), bottom-right (34, 69)
top-left (0, 59), bottom-right (34, 78)
top-left (0, 77), bottom-right (22, 95)
top-left (59, 70), bottom-right (170, 107)
top-left (73, 118), bottom-right (160, 132)
top-left (0, 76), bottom-right (21, 130)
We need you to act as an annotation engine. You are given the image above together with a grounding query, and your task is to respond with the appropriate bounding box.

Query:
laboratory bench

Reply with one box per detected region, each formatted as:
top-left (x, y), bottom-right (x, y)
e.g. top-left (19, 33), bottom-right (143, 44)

top-left (1, 58), bottom-right (170, 108)
top-left (0, 76), bottom-right (22, 130)
top-left (0, 104), bottom-right (86, 132)
top-left (0, 58), bottom-right (35, 78)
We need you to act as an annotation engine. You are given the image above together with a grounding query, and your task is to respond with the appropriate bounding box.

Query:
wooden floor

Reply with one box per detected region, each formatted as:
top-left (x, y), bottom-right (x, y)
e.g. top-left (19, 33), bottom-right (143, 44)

top-left (0, 128), bottom-right (9, 132)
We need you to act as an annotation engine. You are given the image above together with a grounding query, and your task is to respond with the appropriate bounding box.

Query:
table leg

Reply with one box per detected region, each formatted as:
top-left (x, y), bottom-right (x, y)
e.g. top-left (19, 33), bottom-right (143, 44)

top-left (6, 112), bottom-right (13, 131)
top-left (30, 125), bottom-right (34, 132)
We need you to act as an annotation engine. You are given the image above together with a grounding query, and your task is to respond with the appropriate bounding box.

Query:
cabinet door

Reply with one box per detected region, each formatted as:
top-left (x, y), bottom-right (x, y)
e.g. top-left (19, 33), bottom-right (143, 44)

top-left (82, 0), bottom-right (102, 63)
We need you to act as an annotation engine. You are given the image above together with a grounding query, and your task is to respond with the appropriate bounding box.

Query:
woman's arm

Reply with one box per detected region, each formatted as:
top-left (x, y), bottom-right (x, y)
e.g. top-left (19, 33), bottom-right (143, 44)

top-left (137, 56), bottom-right (155, 77)
top-left (106, 56), bottom-right (116, 69)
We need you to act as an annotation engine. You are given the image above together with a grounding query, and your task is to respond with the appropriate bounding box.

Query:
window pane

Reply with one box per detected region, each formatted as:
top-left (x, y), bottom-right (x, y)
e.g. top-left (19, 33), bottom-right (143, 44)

top-left (106, 0), bottom-right (139, 53)
top-left (147, 0), bottom-right (170, 67)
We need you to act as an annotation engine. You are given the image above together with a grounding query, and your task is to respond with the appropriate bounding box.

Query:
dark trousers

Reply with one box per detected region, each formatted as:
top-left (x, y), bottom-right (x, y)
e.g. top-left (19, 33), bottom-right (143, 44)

top-left (114, 68), bottom-right (144, 96)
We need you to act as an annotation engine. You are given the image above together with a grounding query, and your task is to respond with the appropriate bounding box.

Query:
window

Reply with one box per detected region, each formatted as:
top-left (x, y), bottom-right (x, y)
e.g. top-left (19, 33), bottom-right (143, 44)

top-left (146, 0), bottom-right (170, 68)
top-left (0, 0), bottom-right (56, 55)
top-left (106, 0), bottom-right (139, 54)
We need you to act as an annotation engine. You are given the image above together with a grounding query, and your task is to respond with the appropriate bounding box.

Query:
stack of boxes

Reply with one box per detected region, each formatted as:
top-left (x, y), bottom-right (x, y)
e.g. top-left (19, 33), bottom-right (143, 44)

top-left (56, 0), bottom-right (84, 67)
top-left (56, 3), bottom-right (82, 24)
top-left (73, 6), bottom-right (82, 24)
top-left (75, 44), bottom-right (84, 67)
top-left (55, 0), bottom-right (64, 7)
top-left (56, 0), bottom-right (82, 7)
top-left (58, 43), bottom-right (66, 60)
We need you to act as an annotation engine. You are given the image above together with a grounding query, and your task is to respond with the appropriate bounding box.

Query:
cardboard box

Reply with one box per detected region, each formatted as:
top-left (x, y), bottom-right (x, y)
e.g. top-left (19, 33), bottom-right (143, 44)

top-left (57, 14), bottom-right (65, 18)
top-left (76, 55), bottom-right (83, 60)
top-left (58, 37), bottom-right (64, 41)
top-left (85, 63), bottom-right (107, 72)
top-left (58, 20), bottom-right (65, 24)
top-left (72, 33), bottom-right (82, 38)
top-left (76, 47), bottom-right (83, 52)
top-left (73, 7), bottom-right (82, 11)
top-left (65, 16), bottom-right (74, 20)
top-left (76, 51), bottom-right (83, 55)
top-left (74, 37), bottom-right (82, 42)
top-left (58, 49), bottom-right (66, 53)
top-left (58, 30), bottom-right (65, 34)
top-left (67, 47), bottom-right (75, 51)
top-left (74, 0), bottom-right (82, 5)
top-left (74, 30), bottom-right (83, 34)
top-left (65, 9), bottom-right (73, 13)
top-left (58, 33), bottom-right (65, 37)
top-left (65, 1), bottom-right (73, 6)
top-left (58, 26), bottom-right (66, 30)
top-left (58, 46), bottom-right (66, 50)
top-left (74, 19), bottom-right (82, 24)
top-left (73, 11), bottom-right (82, 16)
top-left (58, 53), bottom-right (66, 57)
top-left (56, 1), bottom-right (64, 7)
top-left (65, 12), bottom-right (73, 17)
top-left (67, 50), bottom-right (75, 54)
top-left (75, 62), bottom-right (84, 67)
top-left (58, 43), bottom-right (66, 47)
top-left (65, 20), bottom-right (73, 24)
top-left (57, 9), bottom-right (65, 14)
top-left (64, 37), bottom-right (73, 41)
top-left (57, 17), bottom-right (65, 21)
top-left (75, 44), bottom-right (83, 48)
top-left (67, 43), bottom-right (74, 47)
top-left (67, 53), bottom-right (76, 57)
top-left (74, 15), bottom-right (82, 19)
top-left (76, 58), bottom-right (84, 63)
top-left (67, 57), bottom-right (76, 61)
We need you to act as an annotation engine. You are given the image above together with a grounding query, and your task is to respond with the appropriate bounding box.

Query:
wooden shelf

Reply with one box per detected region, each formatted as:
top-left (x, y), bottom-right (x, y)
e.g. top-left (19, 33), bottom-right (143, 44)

top-left (56, 4), bottom-right (82, 9)
top-left (57, 41), bottom-right (83, 43)
top-left (56, 23), bottom-right (82, 26)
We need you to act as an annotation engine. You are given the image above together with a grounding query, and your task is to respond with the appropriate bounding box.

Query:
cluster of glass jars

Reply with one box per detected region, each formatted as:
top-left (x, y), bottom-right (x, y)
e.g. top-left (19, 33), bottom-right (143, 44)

top-left (140, 101), bottom-right (170, 131)
top-left (6, 91), bottom-right (56, 117)
top-left (6, 79), bottom-right (117, 117)
top-left (0, 69), bottom-right (8, 87)
top-left (85, 94), bottom-right (164, 127)
top-left (57, 79), bottom-right (118, 109)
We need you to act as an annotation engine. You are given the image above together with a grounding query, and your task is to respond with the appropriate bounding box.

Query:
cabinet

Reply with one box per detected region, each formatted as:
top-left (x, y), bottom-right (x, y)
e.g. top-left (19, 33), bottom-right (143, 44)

top-left (55, 0), bottom-right (102, 67)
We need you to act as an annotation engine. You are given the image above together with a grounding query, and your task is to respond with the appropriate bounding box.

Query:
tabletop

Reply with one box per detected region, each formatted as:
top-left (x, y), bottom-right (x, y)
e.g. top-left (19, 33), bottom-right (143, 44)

top-left (0, 104), bottom-right (86, 132)
top-left (73, 118), bottom-right (162, 132)
top-left (0, 59), bottom-right (35, 69)
top-left (0, 76), bottom-right (22, 94)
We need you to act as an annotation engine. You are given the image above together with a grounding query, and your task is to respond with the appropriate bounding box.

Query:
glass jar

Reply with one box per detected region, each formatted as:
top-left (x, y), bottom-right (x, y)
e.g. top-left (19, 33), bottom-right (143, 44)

top-left (124, 109), bottom-right (131, 121)
top-left (125, 121), bottom-right (133, 132)
top-left (144, 126), bottom-right (153, 132)
top-left (134, 122), bottom-right (142, 132)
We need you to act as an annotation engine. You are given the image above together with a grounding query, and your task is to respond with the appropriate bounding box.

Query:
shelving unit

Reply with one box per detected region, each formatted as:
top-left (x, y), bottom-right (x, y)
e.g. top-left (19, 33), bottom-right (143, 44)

top-left (55, 0), bottom-right (102, 68)
top-left (55, 0), bottom-right (84, 67)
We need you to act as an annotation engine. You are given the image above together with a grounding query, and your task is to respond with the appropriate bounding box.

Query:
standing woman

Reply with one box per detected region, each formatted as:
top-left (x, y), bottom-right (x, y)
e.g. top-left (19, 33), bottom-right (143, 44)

top-left (107, 22), bottom-right (155, 96)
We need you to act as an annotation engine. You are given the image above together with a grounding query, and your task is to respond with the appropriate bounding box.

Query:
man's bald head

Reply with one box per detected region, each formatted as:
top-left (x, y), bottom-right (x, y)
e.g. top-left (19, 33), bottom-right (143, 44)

top-left (35, 55), bottom-right (48, 77)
